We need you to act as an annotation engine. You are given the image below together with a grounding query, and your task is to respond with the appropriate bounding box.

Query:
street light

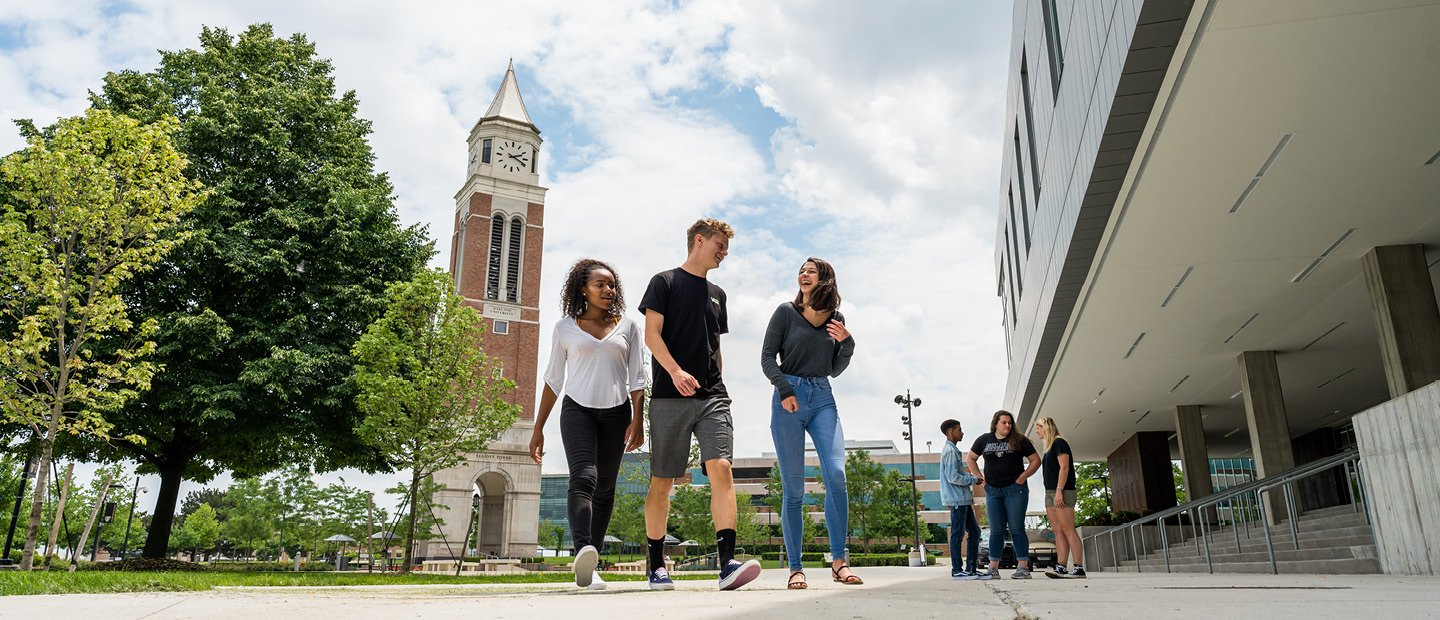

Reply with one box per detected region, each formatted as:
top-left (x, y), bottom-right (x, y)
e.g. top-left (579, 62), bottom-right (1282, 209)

top-left (120, 477), bottom-right (144, 561)
top-left (895, 390), bottom-right (923, 565)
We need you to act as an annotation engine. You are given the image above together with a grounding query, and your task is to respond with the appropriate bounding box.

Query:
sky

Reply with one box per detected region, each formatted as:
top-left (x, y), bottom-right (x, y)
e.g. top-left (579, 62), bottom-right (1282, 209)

top-left (0, 1), bottom-right (1016, 517)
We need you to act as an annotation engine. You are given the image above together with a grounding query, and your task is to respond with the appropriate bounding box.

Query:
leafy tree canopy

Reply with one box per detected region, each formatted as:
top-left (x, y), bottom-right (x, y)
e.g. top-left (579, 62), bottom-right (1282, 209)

top-left (86, 23), bottom-right (432, 558)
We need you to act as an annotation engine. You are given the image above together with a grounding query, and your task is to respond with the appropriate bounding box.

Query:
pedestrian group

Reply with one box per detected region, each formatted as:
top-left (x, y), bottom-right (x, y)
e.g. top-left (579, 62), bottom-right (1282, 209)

top-left (529, 217), bottom-right (1084, 592)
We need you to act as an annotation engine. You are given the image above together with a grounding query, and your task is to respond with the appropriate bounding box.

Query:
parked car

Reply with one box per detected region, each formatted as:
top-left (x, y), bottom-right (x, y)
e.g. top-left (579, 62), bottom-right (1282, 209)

top-left (976, 512), bottom-right (1058, 569)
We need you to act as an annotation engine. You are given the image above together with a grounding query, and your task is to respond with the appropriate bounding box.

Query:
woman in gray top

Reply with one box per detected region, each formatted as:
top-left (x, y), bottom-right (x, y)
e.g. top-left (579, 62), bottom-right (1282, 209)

top-left (761, 257), bottom-right (859, 589)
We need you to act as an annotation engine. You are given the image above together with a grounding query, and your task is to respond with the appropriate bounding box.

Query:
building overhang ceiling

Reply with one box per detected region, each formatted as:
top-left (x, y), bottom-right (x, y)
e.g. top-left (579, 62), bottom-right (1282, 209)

top-left (1031, 0), bottom-right (1440, 461)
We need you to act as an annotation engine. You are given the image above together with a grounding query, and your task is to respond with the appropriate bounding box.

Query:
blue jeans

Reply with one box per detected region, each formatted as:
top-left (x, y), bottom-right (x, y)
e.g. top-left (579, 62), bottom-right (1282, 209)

top-left (770, 375), bottom-right (848, 571)
top-left (985, 483), bottom-right (1030, 563)
top-left (949, 505), bottom-right (981, 573)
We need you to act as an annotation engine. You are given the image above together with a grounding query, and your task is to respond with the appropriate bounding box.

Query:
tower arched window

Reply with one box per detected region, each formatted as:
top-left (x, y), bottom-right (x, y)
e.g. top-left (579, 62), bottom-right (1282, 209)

top-left (486, 213), bottom-right (526, 303)
top-left (486, 214), bottom-right (504, 300)
top-left (506, 216), bottom-right (524, 302)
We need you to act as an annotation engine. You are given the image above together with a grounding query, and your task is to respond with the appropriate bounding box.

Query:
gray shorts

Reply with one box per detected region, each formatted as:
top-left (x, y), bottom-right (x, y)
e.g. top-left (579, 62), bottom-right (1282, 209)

top-left (1045, 489), bottom-right (1077, 507)
top-left (649, 397), bottom-right (733, 478)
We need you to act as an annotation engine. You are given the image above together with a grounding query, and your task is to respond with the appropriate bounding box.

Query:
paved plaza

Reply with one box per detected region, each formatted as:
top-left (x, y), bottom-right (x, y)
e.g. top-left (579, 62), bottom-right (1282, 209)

top-left (6, 566), bottom-right (1440, 619)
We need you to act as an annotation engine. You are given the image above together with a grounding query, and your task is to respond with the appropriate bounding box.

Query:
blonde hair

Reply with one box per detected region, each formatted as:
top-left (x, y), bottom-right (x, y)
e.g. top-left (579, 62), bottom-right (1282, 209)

top-left (686, 218), bottom-right (734, 251)
top-left (1037, 416), bottom-right (1062, 452)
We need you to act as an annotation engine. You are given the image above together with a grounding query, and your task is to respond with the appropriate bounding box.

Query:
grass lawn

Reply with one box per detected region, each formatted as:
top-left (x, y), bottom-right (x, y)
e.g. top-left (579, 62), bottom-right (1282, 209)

top-left (0, 570), bottom-right (716, 597)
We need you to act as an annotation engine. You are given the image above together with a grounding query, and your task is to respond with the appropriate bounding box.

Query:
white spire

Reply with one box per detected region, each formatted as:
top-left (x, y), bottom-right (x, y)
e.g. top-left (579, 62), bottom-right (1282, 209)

top-left (483, 59), bottom-right (533, 125)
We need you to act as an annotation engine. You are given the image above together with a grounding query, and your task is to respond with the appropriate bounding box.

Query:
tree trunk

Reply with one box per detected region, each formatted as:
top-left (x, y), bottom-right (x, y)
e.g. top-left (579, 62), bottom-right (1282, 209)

top-left (401, 471), bottom-right (420, 574)
top-left (69, 477), bottom-right (114, 572)
top-left (43, 463), bottom-right (75, 568)
top-left (18, 412), bottom-right (60, 570)
top-left (142, 458), bottom-right (187, 559)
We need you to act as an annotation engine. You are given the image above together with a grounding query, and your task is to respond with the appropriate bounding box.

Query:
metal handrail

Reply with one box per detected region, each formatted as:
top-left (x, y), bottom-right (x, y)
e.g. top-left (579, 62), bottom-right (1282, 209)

top-left (1081, 448), bottom-right (1368, 574)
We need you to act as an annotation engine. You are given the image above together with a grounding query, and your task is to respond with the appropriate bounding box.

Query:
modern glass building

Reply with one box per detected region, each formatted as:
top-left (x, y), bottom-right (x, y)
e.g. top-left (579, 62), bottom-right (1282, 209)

top-left (995, 0), bottom-right (1439, 523)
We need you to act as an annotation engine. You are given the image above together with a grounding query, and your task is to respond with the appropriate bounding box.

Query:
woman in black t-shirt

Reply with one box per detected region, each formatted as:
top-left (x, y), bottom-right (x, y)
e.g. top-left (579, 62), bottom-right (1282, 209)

top-left (1036, 416), bottom-right (1084, 578)
top-left (965, 410), bottom-right (1041, 578)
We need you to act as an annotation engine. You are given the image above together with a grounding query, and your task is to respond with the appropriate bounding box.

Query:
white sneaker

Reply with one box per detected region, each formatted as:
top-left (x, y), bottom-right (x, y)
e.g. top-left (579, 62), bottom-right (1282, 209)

top-left (574, 545), bottom-right (598, 588)
top-left (586, 572), bottom-right (608, 591)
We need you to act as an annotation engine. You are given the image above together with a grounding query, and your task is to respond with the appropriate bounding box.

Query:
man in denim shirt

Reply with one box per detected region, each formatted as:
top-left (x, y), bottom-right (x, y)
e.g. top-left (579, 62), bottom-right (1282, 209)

top-left (940, 419), bottom-right (988, 580)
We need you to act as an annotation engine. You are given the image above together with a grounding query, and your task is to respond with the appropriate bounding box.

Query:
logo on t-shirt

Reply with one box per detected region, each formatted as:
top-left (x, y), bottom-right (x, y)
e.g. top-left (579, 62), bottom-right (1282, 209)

top-left (984, 442), bottom-right (1012, 457)
top-left (710, 297), bottom-right (720, 305)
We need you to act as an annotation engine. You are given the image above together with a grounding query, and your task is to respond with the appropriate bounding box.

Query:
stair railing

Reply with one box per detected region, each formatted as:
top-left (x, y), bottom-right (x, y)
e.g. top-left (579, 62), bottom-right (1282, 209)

top-left (1083, 448), bottom-right (1369, 574)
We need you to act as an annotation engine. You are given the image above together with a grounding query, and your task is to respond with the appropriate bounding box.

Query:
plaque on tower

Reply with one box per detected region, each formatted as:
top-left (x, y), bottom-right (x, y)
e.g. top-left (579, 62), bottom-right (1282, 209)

top-left (482, 303), bottom-right (522, 321)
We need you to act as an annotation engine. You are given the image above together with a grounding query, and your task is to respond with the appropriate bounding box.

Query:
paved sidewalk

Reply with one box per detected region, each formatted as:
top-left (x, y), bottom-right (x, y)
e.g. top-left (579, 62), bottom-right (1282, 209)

top-left (5, 566), bottom-right (1439, 619)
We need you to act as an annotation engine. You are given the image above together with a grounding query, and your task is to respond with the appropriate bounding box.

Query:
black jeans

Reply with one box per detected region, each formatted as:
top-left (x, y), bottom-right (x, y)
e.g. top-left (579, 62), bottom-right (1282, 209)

top-left (560, 396), bottom-right (630, 552)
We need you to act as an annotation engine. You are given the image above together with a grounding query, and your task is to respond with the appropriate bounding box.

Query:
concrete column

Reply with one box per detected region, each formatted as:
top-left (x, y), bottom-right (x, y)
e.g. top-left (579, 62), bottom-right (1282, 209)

top-left (1362, 244), bottom-right (1440, 398)
top-left (500, 492), bottom-right (515, 557)
top-left (1175, 405), bottom-right (1216, 523)
top-left (1173, 405), bottom-right (1214, 496)
top-left (1237, 350), bottom-right (1296, 524)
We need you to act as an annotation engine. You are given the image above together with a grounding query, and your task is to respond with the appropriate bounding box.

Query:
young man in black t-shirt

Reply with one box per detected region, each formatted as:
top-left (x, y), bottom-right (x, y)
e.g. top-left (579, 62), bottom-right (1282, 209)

top-left (637, 218), bottom-right (761, 591)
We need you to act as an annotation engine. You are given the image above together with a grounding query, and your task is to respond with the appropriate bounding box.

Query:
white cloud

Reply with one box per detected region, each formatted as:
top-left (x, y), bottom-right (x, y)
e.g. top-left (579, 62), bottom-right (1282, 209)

top-left (1, 1), bottom-right (1015, 509)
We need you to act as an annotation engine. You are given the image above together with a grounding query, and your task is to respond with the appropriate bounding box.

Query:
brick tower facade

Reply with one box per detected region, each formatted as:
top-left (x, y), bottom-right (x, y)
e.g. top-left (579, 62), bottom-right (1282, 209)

top-left (427, 61), bottom-right (544, 559)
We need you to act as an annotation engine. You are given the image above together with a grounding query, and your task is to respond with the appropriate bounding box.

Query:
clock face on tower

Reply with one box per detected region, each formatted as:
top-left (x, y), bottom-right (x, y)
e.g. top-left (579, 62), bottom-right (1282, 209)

top-left (495, 140), bottom-right (531, 173)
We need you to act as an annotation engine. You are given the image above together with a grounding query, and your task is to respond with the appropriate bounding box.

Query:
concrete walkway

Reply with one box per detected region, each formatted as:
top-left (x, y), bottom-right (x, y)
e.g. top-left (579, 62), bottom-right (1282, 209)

top-left (5, 566), bottom-right (1439, 619)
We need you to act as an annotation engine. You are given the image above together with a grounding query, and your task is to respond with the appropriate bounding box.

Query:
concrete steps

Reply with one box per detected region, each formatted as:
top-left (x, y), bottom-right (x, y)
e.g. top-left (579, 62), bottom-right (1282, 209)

top-left (1107, 503), bottom-right (1378, 574)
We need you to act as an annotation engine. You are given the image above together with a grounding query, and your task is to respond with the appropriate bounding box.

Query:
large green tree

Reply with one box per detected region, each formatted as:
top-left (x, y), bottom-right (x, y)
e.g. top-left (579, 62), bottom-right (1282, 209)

top-left (353, 269), bottom-right (517, 572)
top-left (1074, 462), bottom-right (1111, 525)
top-left (0, 109), bottom-right (202, 569)
top-left (668, 483), bottom-right (713, 554)
top-left (605, 459), bottom-right (649, 559)
top-left (173, 502), bottom-right (220, 560)
top-left (845, 449), bottom-right (888, 552)
top-left (219, 478), bottom-right (274, 560)
top-left (88, 24), bottom-right (431, 558)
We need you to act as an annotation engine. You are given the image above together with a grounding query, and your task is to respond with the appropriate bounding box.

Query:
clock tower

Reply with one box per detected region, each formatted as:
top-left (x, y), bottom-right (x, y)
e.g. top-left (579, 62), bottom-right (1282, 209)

top-left (428, 61), bottom-right (544, 560)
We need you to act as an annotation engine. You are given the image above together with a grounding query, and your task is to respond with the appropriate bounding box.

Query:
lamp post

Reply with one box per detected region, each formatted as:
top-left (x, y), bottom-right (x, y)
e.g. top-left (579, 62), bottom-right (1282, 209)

top-left (1098, 473), bottom-right (1114, 515)
top-left (457, 493), bottom-right (480, 576)
top-left (119, 476), bottom-right (142, 560)
top-left (894, 390), bottom-right (923, 565)
top-left (1, 454), bottom-right (34, 566)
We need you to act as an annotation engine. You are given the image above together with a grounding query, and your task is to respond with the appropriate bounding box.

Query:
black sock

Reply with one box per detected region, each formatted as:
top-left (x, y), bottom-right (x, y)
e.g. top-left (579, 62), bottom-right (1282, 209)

top-left (717, 529), bottom-right (736, 565)
top-left (647, 537), bottom-right (665, 573)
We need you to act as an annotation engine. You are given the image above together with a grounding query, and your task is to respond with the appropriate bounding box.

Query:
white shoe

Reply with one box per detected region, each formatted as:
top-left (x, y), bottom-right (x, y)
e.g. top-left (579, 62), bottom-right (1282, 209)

top-left (586, 572), bottom-right (607, 591)
top-left (574, 545), bottom-right (598, 588)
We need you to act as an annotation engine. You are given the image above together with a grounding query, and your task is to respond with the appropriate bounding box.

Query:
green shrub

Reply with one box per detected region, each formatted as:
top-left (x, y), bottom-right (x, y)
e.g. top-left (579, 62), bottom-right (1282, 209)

top-left (205, 561), bottom-right (332, 572)
top-left (764, 552), bottom-right (826, 562)
top-left (846, 553), bottom-right (937, 568)
top-left (93, 558), bottom-right (208, 572)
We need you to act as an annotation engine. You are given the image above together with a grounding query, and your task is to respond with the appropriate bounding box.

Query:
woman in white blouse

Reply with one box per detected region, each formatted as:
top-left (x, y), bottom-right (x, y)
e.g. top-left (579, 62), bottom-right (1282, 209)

top-left (529, 258), bottom-right (646, 590)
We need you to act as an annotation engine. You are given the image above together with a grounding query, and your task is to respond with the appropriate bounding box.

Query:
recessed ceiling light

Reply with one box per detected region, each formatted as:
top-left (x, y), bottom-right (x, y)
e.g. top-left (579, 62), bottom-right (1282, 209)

top-left (1230, 390), bottom-right (1243, 399)
top-left (1230, 132), bottom-right (1296, 213)
top-left (1124, 332), bottom-right (1146, 359)
top-left (1169, 375), bottom-right (1190, 393)
top-left (1316, 367), bottom-right (1356, 389)
top-left (1301, 322), bottom-right (1346, 351)
top-left (1223, 427), bottom-right (1244, 438)
top-left (1292, 228), bottom-right (1357, 283)
top-left (1161, 267), bottom-right (1194, 308)
top-left (1224, 313), bottom-right (1260, 344)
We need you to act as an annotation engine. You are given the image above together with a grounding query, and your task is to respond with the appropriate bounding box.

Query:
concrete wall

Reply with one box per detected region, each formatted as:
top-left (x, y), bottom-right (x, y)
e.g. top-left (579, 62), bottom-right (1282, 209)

top-left (1353, 379), bottom-right (1440, 575)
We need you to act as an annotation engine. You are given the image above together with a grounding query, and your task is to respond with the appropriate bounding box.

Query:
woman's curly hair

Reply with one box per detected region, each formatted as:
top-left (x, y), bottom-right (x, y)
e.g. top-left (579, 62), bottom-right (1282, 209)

top-left (561, 258), bottom-right (625, 319)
